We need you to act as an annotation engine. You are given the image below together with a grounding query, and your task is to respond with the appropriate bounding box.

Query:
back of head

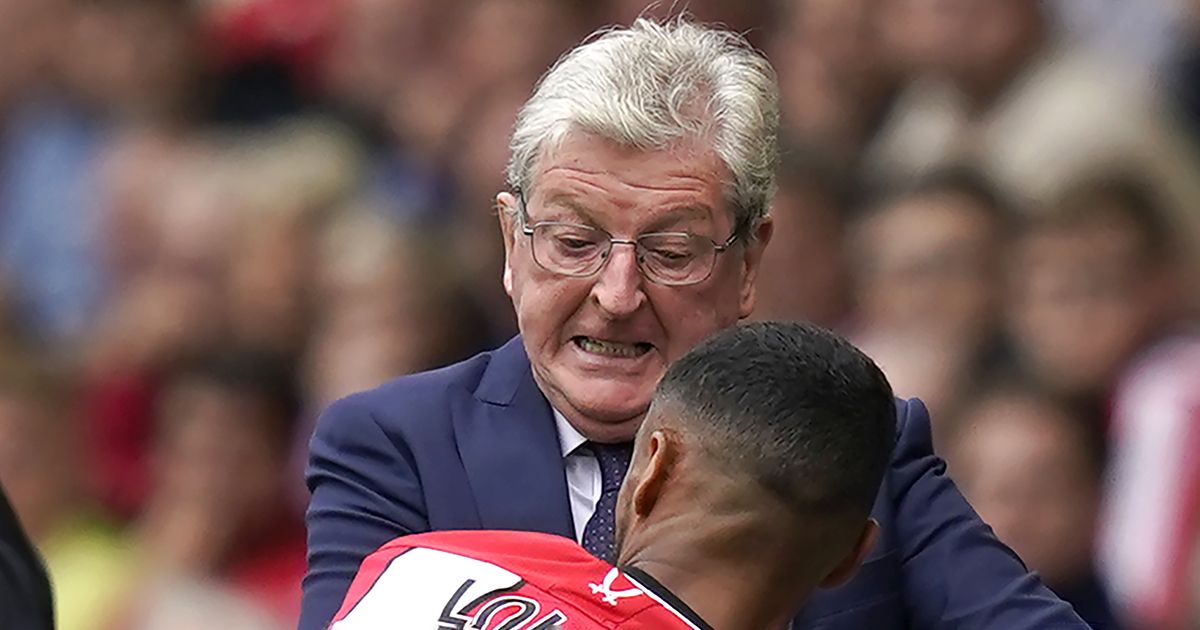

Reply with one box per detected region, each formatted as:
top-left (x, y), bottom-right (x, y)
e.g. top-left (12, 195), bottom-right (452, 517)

top-left (653, 320), bottom-right (896, 528)
top-left (506, 16), bottom-right (780, 230)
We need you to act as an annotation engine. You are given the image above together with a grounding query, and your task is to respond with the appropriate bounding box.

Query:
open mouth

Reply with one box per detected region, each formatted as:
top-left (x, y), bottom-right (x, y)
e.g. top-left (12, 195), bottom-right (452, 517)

top-left (572, 336), bottom-right (653, 359)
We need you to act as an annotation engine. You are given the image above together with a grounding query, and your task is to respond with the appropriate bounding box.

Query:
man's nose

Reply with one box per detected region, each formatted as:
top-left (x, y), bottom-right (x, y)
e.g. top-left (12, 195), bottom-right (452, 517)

top-left (589, 243), bottom-right (646, 318)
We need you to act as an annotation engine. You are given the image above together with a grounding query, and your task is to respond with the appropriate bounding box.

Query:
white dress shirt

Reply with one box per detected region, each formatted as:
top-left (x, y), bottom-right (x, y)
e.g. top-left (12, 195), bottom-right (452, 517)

top-left (553, 409), bottom-right (600, 542)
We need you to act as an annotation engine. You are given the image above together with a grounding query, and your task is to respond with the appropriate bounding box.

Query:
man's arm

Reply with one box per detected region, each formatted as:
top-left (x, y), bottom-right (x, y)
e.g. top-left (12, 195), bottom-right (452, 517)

top-left (892, 398), bottom-right (1088, 628)
top-left (300, 395), bottom-right (430, 630)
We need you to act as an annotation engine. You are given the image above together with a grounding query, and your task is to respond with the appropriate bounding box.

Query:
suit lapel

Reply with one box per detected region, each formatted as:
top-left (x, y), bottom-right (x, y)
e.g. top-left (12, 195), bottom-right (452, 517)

top-left (451, 336), bottom-right (576, 539)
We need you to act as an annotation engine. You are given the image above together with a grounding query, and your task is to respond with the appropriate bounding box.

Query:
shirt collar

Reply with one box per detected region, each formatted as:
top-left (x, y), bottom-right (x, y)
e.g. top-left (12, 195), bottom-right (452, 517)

top-left (553, 408), bottom-right (589, 458)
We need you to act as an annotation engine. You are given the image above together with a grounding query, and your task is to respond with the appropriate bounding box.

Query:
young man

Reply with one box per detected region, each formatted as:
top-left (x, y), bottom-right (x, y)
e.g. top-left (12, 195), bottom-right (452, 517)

top-left (329, 321), bottom-right (896, 629)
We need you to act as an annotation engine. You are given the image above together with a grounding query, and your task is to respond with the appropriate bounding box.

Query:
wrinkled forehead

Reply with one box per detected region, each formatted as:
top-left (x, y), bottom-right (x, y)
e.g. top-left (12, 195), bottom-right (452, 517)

top-left (529, 129), bottom-right (728, 191)
top-left (524, 130), bottom-right (734, 226)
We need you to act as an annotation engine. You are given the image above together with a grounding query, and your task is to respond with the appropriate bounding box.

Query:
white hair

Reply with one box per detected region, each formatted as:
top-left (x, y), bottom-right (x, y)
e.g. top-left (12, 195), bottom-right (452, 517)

top-left (505, 17), bottom-right (780, 230)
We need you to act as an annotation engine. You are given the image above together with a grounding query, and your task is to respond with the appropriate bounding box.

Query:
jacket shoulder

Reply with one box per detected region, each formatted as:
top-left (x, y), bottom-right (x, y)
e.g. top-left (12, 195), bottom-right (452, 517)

top-left (318, 348), bottom-right (499, 431)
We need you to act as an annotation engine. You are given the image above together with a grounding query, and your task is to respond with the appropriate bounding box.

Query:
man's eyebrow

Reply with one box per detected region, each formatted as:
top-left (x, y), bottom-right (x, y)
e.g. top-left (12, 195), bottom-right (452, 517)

top-left (644, 204), bottom-right (716, 232)
top-left (537, 193), bottom-right (717, 230)
top-left (538, 193), bottom-right (598, 223)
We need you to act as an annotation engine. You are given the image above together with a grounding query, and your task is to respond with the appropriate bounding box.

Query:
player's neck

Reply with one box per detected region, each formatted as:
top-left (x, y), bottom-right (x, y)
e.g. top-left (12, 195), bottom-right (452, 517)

top-left (621, 513), bottom-right (817, 630)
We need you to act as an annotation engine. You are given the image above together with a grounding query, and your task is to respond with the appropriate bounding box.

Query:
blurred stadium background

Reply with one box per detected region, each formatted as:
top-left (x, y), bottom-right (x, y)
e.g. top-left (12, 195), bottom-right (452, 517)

top-left (0, 0), bottom-right (1197, 628)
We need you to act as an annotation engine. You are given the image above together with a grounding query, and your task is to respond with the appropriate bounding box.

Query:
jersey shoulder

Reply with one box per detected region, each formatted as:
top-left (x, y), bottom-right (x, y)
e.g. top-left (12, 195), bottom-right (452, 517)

top-left (333, 530), bottom-right (701, 629)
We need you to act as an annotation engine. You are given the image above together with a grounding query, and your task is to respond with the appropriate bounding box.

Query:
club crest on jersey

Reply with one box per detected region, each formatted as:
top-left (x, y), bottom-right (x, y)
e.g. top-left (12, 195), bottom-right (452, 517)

top-left (588, 568), bottom-right (644, 606)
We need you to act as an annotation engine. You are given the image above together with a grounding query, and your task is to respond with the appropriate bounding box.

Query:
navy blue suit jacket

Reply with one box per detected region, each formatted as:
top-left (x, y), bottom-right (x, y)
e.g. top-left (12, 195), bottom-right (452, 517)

top-left (301, 336), bottom-right (1087, 629)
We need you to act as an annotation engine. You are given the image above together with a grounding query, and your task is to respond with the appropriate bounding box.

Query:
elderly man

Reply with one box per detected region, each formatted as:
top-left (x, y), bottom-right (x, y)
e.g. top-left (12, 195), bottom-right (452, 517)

top-left (301, 18), bottom-right (1087, 629)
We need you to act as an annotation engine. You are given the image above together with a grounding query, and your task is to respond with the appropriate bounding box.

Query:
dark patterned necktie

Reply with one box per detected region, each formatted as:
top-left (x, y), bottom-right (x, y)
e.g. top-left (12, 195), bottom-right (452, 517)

top-left (581, 441), bottom-right (634, 561)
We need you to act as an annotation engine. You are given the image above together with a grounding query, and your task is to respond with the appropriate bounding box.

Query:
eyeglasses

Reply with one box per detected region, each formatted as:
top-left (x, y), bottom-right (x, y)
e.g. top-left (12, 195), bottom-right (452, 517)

top-left (515, 191), bottom-right (743, 286)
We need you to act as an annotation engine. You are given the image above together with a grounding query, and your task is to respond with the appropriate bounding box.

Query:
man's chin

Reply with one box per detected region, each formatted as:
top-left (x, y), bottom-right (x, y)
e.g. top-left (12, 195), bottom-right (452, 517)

top-left (560, 385), bottom-right (652, 441)
top-left (569, 412), bottom-right (645, 443)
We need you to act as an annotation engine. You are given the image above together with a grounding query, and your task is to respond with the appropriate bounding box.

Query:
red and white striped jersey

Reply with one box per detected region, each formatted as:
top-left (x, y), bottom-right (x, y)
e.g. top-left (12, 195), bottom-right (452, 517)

top-left (329, 530), bottom-right (713, 630)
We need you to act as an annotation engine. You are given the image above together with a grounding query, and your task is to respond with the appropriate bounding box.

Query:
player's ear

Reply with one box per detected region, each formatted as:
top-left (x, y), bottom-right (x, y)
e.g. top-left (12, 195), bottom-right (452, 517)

top-left (631, 430), bottom-right (675, 518)
top-left (819, 518), bottom-right (879, 588)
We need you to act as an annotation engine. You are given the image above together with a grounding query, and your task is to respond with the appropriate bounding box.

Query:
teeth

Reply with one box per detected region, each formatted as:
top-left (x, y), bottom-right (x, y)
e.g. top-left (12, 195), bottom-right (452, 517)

top-left (576, 337), bottom-right (648, 358)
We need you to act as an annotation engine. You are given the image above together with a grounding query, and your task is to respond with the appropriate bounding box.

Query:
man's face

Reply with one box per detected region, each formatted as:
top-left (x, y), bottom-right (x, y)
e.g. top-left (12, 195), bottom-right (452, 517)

top-left (498, 132), bottom-right (770, 441)
top-left (951, 398), bottom-right (1097, 587)
top-left (1009, 218), bottom-right (1158, 395)
top-left (854, 192), bottom-right (1000, 343)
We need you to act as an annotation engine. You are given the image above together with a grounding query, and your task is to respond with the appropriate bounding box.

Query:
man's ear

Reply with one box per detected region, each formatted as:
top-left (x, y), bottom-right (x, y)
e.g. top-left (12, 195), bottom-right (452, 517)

top-left (738, 216), bottom-right (774, 319)
top-left (496, 192), bottom-right (518, 296)
top-left (631, 431), bottom-right (675, 519)
top-left (819, 519), bottom-right (879, 588)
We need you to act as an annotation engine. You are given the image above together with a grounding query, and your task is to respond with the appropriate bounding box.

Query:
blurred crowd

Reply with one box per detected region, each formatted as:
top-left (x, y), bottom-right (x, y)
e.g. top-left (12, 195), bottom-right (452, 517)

top-left (0, 0), bottom-right (1197, 629)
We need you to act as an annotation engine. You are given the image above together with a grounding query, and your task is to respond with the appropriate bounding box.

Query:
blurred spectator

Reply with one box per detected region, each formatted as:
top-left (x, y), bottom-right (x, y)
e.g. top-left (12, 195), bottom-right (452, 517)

top-left (1171, 0), bottom-right (1200, 148)
top-left (0, 349), bottom-right (135, 630)
top-left (947, 382), bottom-right (1120, 629)
top-left (1006, 172), bottom-right (1186, 407)
top-left (131, 349), bottom-right (304, 627)
top-left (0, 0), bottom-right (64, 113)
top-left (0, 0), bottom-right (204, 345)
top-left (305, 208), bottom-right (493, 411)
top-left (219, 119), bottom-right (363, 357)
top-left (82, 139), bottom-right (233, 520)
top-left (866, 0), bottom-right (1200, 267)
top-left (288, 207), bottom-right (494, 508)
top-left (770, 0), bottom-right (901, 169)
top-left (1072, 171), bottom-right (1198, 628)
top-left (851, 167), bottom-right (1011, 351)
top-left (441, 82), bottom-right (528, 335)
top-left (753, 147), bottom-right (854, 328)
top-left (1101, 333), bottom-right (1200, 630)
top-left (1048, 0), bottom-right (1186, 81)
top-left (60, 0), bottom-right (203, 124)
top-left (847, 167), bottom-right (1012, 430)
top-left (608, 0), bottom-right (772, 46)
top-left (318, 0), bottom-right (441, 139)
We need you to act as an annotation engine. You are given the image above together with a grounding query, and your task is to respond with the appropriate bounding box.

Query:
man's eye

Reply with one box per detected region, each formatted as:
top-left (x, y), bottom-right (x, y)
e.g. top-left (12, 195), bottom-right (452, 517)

top-left (651, 248), bottom-right (691, 260)
top-left (557, 236), bottom-right (597, 250)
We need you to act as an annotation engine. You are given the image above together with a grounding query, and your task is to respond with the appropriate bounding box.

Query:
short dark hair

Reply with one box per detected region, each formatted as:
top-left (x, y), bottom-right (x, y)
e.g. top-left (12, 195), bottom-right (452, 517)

top-left (653, 321), bottom-right (896, 518)
top-left (858, 164), bottom-right (1018, 235)
top-left (1032, 170), bottom-right (1178, 263)
top-left (160, 348), bottom-right (302, 447)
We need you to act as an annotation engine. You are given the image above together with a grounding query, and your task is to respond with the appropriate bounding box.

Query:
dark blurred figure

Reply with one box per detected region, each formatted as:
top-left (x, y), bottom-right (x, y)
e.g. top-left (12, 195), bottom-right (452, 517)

top-left (1171, 0), bottom-right (1200, 147)
top-left (753, 147), bottom-right (854, 329)
top-left (0, 351), bottom-right (133, 630)
top-left (1006, 173), bottom-right (1184, 406)
top-left (847, 167), bottom-right (1012, 436)
top-left (948, 382), bottom-right (1120, 629)
top-left (0, 483), bottom-right (55, 630)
